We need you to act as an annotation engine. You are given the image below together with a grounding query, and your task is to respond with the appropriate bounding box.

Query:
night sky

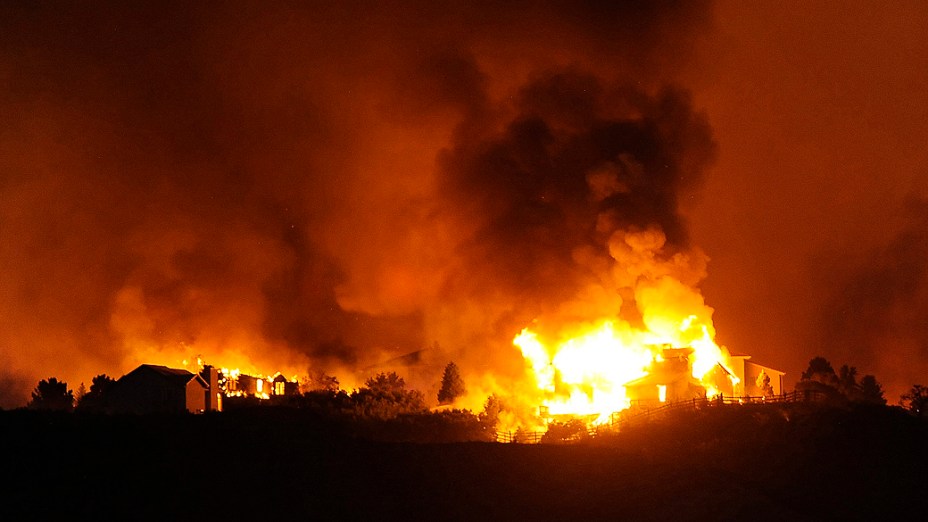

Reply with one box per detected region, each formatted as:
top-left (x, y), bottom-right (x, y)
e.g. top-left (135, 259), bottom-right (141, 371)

top-left (2, 1), bottom-right (927, 407)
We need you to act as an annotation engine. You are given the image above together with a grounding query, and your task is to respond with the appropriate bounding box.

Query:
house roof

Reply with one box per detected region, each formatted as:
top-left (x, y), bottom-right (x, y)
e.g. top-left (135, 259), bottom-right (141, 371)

top-left (122, 364), bottom-right (208, 388)
top-left (745, 360), bottom-right (786, 376)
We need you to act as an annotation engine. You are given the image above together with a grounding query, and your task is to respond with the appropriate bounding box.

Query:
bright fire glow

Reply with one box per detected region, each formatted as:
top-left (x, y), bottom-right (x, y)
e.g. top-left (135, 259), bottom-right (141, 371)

top-left (217, 367), bottom-right (298, 400)
top-left (510, 226), bottom-right (742, 427)
top-left (514, 313), bottom-right (736, 424)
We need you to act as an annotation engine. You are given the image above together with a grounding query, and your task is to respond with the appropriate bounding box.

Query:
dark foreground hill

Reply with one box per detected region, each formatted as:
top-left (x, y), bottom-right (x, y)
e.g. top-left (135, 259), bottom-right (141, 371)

top-left (2, 403), bottom-right (926, 521)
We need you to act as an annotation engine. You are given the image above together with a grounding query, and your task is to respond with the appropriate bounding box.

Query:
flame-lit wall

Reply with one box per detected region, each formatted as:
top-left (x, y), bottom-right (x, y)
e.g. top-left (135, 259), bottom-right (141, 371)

top-left (727, 356), bottom-right (784, 398)
top-left (185, 379), bottom-right (207, 413)
top-left (743, 361), bottom-right (785, 397)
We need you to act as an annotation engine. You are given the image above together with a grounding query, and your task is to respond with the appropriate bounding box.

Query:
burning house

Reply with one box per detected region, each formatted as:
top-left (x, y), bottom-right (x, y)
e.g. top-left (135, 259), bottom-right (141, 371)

top-left (623, 348), bottom-right (785, 406)
top-left (270, 373), bottom-right (301, 396)
top-left (624, 347), bottom-right (709, 405)
top-left (515, 316), bottom-right (786, 427)
top-left (218, 368), bottom-right (300, 399)
top-left (108, 363), bottom-right (303, 414)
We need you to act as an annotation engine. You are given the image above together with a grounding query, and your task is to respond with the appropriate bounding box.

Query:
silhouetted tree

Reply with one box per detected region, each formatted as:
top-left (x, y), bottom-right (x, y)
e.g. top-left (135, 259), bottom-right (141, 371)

top-left (437, 361), bottom-right (466, 405)
top-left (364, 371), bottom-right (407, 394)
top-left (303, 370), bottom-right (340, 393)
top-left (838, 364), bottom-right (858, 391)
top-left (858, 375), bottom-right (886, 405)
top-left (900, 384), bottom-right (928, 417)
top-left (801, 356), bottom-right (838, 386)
top-left (796, 357), bottom-right (844, 402)
top-left (293, 388), bottom-right (353, 414)
top-left (76, 374), bottom-right (116, 413)
top-left (797, 358), bottom-right (888, 405)
top-left (478, 394), bottom-right (507, 438)
top-left (351, 372), bottom-right (426, 419)
top-left (481, 394), bottom-right (502, 424)
top-left (28, 377), bottom-right (74, 412)
top-left (542, 419), bottom-right (589, 443)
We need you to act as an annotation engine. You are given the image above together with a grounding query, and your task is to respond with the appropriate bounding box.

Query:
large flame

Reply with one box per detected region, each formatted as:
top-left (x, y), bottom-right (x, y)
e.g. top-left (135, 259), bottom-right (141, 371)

top-left (515, 313), bottom-right (735, 424)
top-left (513, 228), bottom-right (737, 425)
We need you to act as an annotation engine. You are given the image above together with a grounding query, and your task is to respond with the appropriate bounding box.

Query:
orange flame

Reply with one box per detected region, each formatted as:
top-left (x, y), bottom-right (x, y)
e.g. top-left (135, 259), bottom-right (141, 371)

top-left (515, 312), bottom-right (735, 424)
top-left (512, 226), bottom-right (737, 426)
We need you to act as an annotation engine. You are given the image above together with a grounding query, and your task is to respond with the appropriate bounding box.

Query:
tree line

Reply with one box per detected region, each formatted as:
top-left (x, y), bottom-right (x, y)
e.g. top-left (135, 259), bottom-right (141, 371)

top-left (20, 357), bottom-right (928, 423)
top-left (19, 361), bottom-right (500, 442)
top-left (795, 355), bottom-right (928, 416)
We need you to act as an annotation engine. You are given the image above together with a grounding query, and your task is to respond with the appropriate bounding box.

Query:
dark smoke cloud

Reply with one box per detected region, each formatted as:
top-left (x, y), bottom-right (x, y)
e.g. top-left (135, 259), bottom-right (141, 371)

top-left (435, 75), bottom-right (714, 324)
top-left (416, 76), bottom-right (716, 382)
top-left (0, 1), bottom-right (713, 404)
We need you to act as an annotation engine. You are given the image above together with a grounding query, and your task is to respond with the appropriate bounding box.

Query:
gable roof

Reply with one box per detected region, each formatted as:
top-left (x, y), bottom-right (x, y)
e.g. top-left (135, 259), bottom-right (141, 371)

top-left (745, 360), bottom-right (786, 376)
top-left (121, 364), bottom-right (208, 389)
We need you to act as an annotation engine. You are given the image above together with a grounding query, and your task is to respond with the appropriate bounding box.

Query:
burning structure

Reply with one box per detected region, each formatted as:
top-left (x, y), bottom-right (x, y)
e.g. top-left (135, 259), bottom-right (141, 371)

top-left (0, 2), bottom-right (812, 420)
top-left (508, 221), bottom-right (787, 427)
top-left (108, 363), bottom-right (300, 414)
top-left (623, 347), bottom-right (708, 405)
top-left (219, 368), bottom-right (300, 399)
top-left (728, 355), bottom-right (786, 398)
top-left (514, 327), bottom-right (785, 428)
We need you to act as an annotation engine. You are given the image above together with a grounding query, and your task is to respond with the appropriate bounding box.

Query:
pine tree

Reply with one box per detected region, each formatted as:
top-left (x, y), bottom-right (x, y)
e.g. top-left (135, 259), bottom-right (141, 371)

top-left (859, 375), bottom-right (886, 405)
top-left (437, 361), bottom-right (465, 405)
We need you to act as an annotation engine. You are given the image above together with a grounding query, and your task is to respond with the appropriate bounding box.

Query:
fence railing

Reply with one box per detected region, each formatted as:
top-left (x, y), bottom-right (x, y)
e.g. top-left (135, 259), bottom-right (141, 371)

top-left (496, 389), bottom-right (828, 443)
top-left (496, 430), bottom-right (544, 444)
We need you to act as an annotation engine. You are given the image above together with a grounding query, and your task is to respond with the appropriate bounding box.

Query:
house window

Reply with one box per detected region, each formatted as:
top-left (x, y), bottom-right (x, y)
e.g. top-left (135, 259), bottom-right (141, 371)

top-left (657, 385), bottom-right (667, 403)
top-left (274, 381), bottom-right (285, 395)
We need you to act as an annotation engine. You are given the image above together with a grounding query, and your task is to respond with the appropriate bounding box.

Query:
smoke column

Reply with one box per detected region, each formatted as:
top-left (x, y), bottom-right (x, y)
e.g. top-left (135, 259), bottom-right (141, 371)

top-left (0, 1), bottom-right (714, 407)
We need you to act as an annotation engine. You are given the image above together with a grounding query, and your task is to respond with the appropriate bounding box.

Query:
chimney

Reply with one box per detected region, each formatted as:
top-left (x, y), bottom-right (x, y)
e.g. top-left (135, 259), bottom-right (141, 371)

top-left (201, 365), bottom-right (222, 412)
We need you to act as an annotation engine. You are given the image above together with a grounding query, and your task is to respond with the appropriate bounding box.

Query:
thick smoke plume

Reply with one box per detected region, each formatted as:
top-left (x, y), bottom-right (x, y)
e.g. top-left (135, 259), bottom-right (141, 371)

top-left (0, 1), bottom-right (713, 407)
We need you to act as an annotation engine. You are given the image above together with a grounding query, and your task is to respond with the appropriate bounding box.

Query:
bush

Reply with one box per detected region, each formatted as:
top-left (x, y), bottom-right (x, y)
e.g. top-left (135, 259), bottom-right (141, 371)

top-left (541, 419), bottom-right (590, 443)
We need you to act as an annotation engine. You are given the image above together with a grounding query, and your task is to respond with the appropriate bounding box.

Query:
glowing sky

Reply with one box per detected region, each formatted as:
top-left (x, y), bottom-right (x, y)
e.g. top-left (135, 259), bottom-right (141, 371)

top-left (2, 1), bottom-right (926, 407)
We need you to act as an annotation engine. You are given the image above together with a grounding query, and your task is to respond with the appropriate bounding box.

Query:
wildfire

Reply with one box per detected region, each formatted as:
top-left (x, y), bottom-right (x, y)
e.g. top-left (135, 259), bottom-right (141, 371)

top-left (515, 312), bottom-right (737, 425)
top-left (505, 221), bottom-right (743, 428)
